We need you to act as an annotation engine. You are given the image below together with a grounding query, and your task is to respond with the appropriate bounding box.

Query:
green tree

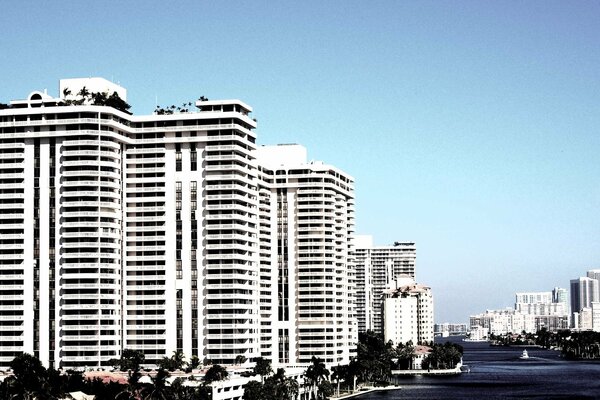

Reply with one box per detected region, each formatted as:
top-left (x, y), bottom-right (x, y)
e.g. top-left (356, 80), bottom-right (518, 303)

top-left (78, 86), bottom-right (90, 100)
top-left (263, 368), bottom-right (299, 400)
top-left (305, 356), bottom-right (329, 400)
top-left (116, 349), bottom-right (146, 371)
top-left (203, 364), bottom-right (229, 385)
top-left (243, 380), bottom-right (264, 400)
top-left (5, 353), bottom-right (50, 400)
top-left (317, 380), bottom-right (334, 400)
top-left (253, 357), bottom-right (273, 382)
top-left (158, 350), bottom-right (187, 371)
top-left (116, 368), bottom-right (142, 400)
top-left (105, 92), bottom-right (131, 113)
top-left (141, 368), bottom-right (172, 400)
top-left (396, 341), bottom-right (416, 370)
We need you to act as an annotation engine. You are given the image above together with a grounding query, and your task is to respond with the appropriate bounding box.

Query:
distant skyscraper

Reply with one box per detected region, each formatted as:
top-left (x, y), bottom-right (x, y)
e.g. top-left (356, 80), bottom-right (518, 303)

top-left (586, 269), bottom-right (600, 284)
top-left (570, 277), bottom-right (599, 327)
top-left (353, 237), bottom-right (416, 334)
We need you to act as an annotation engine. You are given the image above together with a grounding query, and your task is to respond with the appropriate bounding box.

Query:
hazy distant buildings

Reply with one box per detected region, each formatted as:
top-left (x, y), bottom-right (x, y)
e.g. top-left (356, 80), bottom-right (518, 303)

top-left (353, 236), bottom-right (416, 334)
top-left (515, 289), bottom-right (568, 317)
top-left (470, 309), bottom-right (536, 335)
top-left (381, 277), bottom-right (433, 345)
top-left (470, 286), bottom-right (569, 335)
top-left (434, 323), bottom-right (468, 336)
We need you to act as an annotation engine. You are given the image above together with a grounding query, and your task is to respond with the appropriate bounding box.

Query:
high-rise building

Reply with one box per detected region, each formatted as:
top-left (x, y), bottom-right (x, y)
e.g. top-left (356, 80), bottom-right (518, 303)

top-left (570, 276), bottom-right (599, 326)
top-left (0, 78), bottom-right (357, 369)
top-left (353, 237), bottom-right (416, 334)
top-left (586, 269), bottom-right (600, 282)
top-left (381, 277), bottom-right (433, 345)
top-left (255, 144), bottom-right (356, 366)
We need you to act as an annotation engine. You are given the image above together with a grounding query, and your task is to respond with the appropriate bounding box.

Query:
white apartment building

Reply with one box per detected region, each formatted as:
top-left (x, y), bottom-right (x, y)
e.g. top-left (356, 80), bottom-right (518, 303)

top-left (469, 309), bottom-right (536, 335)
top-left (353, 236), bottom-right (416, 334)
top-left (381, 277), bottom-right (433, 345)
top-left (434, 323), bottom-right (468, 335)
top-left (0, 79), bottom-right (358, 370)
top-left (255, 144), bottom-right (356, 366)
top-left (514, 289), bottom-right (568, 317)
top-left (515, 291), bottom-right (552, 304)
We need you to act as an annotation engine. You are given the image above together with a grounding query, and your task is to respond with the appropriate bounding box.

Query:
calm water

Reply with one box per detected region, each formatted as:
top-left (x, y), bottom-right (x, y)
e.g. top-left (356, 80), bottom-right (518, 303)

top-left (358, 337), bottom-right (600, 399)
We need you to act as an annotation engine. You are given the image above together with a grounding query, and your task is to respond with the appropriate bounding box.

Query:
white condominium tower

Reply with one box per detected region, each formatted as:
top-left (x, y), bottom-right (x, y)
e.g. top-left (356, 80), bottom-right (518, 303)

top-left (353, 236), bottom-right (416, 334)
top-left (0, 78), bottom-right (358, 370)
top-left (381, 277), bottom-right (433, 345)
top-left (255, 144), bottom-right (356, 366)
top-left (0, 78), bottom-right (260, 369)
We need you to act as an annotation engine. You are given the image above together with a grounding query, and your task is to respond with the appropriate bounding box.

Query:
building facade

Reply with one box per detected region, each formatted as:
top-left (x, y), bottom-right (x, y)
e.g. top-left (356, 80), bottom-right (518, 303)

top-left (0, 78), bottom-right (357, 370)
top-left (570, 276), bottom-right (599, 327)
top-left (514, 289), bottom-right (568, 317)
top-left (381, 277), bottom-right (433, 345)
top-left (255, 144), bottom-right (356, 366)
top-left (353, 236), bottom-right (416, 334)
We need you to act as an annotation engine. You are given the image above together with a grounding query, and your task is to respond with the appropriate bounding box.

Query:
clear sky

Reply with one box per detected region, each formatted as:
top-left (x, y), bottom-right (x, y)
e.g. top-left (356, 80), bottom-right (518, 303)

top-left (2, 1), bottom-right (600, 323)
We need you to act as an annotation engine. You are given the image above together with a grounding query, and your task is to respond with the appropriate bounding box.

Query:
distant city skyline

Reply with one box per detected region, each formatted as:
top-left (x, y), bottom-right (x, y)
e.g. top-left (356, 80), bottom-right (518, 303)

top-left (2, 1), bottom-right (600, 322)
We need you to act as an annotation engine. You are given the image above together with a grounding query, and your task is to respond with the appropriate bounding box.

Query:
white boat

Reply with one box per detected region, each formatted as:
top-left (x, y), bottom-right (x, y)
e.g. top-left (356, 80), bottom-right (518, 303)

top-left (520, 349), bottom-right (529, 359)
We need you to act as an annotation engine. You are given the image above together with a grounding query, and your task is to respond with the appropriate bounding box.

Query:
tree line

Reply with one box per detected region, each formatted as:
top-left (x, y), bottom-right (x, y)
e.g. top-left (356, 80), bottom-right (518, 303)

top-left (536, 328), bottom-right (600, 360)
top-left (0, 351), bottom-right (227, 400)
top-left (0, 332), bottom-right (463, 400)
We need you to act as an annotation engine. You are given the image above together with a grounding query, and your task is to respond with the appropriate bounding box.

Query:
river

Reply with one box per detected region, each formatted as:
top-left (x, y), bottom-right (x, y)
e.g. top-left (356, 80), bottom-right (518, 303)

top-left (357, 337), bottom-right (600, 399)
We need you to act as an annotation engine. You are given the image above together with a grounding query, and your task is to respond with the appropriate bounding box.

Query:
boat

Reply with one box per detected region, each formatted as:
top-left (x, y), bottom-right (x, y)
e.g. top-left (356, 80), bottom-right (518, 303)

top-left (519, 349), bottom-right (529, 359)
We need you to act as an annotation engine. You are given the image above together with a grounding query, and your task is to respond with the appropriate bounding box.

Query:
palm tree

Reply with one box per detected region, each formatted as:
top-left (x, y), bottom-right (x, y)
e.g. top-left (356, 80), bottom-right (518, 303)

top-left (141, 368), bottom-right (172, 400)
top-left (116, 368), bottom-right (142, 400)
top-left (331, 365), bottom-right (345, 397)
top-left (234, 354), bottom-right (247, 365)
top-left (158, 350), bottom-right (187, 371)
top-left (305, 356), bottom-right (329, 399)
top-left (78, 86), bottom-right (90, 99)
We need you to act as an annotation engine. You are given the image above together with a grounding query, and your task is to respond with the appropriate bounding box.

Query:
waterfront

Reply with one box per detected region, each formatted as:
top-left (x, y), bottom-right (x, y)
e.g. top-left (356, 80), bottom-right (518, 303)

top-left (357, 338), bottom-right (600, 399)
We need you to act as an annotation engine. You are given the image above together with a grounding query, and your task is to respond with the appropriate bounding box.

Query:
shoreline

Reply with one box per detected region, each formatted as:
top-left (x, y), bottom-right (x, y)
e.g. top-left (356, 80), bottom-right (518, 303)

top-left (331, 386), bottom-right (402, 399)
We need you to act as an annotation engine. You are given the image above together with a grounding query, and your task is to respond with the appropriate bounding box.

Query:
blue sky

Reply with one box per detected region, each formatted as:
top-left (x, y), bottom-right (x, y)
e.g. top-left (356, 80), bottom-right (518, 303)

top-left (2, 1), bottom-right (600, 322)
